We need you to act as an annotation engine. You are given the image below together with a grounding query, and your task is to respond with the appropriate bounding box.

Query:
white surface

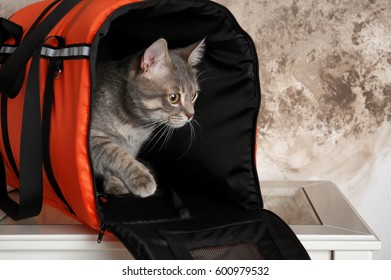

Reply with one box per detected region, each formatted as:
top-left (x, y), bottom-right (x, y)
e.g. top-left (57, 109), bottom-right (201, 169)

top-left (0, 181), bottom-right (381, 260)
top-left (262, 181), bottom-right (381, 260)
top-left (0, 225), bottom-right (133, 260)
top-left (356, 148), bottom-right (391, 260)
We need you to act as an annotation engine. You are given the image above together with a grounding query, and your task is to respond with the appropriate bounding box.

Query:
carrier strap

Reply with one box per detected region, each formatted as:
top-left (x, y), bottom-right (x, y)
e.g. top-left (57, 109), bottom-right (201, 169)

top-left (0, 18), bottom-right (23, 46)
top-left (0, 0), bottom-right (81, 99)
top-left (0, 44), bottom-right (43, 219)
top-left (0, 0), bottom-right (81, 220)
top-left (1, 96), bottom-right (19, 177)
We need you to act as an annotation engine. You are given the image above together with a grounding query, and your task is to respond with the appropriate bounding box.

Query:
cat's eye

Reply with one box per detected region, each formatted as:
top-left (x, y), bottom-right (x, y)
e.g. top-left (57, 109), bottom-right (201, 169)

top-left (191, 92), bottom-right (198, 101)
top-left (168, 93), bottom-right (180, 104)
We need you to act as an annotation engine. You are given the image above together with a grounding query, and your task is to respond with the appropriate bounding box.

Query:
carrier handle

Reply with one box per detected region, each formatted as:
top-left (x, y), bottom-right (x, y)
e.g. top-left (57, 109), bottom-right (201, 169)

top-left (0, 42), bottom-right (44, 220)
top-left (0, 18), bottom-right (23, 46)
top-left (0, 0), bottom-right (81, 99)
top-left (0, 0), bottom-right (81, 220)
top-left (0, 35), bottom-right (68, 220)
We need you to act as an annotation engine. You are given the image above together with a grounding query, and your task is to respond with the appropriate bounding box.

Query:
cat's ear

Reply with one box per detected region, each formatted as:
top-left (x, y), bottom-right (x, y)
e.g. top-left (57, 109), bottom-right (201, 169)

top-left (141, 38), bottom-right (171, 73)
top-left (183, 38), bottom-right (205, 67)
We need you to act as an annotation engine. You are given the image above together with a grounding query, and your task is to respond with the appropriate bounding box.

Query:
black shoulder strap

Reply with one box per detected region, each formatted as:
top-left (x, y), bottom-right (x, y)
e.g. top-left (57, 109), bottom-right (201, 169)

top-left (0, 18), bottom-right (23, 46)
top-left (0, 45), bottom-right (43, 219)
top-left (0, 0), bottom-right (81, 220)
top-left (0, 0), bottom-right (81, 99)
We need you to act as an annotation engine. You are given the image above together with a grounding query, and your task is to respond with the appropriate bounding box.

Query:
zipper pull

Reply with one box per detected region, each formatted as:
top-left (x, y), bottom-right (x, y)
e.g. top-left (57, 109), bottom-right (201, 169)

top-left (54, 60), bottom-right (63, 79)
top-left (98, 193), bottom-right (108, 204)
top-left (55, 68), bottom-right (62, 79)
top-left (97, 223), bottom-right (107, 244)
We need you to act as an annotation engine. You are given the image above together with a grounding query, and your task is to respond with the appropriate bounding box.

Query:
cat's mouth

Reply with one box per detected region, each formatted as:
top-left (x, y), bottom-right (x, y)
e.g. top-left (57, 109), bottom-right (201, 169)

top-left (168, 116), bottom-right (191, 128)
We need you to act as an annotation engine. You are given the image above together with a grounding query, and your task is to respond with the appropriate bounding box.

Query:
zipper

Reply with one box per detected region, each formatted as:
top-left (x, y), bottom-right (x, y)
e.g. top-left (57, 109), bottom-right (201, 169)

top-left (96, 192), bottom-right (109, 243)
top-left (97, 222), bottom-right (107, 243)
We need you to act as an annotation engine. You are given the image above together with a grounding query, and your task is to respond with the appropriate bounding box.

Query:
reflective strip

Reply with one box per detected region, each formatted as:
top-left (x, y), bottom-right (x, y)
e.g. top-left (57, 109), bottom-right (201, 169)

top-left (41, 45), bottom-right (90, 57)
top-left (0, 45), bottom-right (90, 58)
top-left (0, 46), bottom-right (17, 54)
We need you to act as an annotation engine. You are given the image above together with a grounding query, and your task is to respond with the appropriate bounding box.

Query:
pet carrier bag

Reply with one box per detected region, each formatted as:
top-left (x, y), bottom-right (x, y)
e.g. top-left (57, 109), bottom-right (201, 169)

top-left (0, 0), bottom-right (309, 259)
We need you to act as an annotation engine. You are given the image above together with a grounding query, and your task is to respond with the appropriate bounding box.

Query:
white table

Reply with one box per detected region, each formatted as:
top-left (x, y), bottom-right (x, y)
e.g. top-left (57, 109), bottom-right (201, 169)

top-left (0, 181), bottom-right (380, 260)
top-left (262, 181), bottom-right (381, 260)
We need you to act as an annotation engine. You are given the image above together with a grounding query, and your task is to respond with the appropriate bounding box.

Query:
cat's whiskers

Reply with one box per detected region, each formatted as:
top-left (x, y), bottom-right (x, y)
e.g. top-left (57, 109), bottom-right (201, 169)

top-left (137, 119), bottom-right (166, 131)
top-left (196, 69), bottom-right (214, 86)
top-left (192, 117), bottom-right (202, 136)
top-left (188, 121), bottom-right (195, 148)
top-left (141, 120), bottom-right (171, 153)
top-left (177, 118), bottom-right (198, 159)
top-left (160, 125), bottom-right (175, 151)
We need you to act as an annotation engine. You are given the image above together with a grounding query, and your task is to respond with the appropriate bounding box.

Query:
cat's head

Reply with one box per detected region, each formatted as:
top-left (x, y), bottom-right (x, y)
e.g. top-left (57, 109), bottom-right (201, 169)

top-left (131, 38), bottom-right (205, 128)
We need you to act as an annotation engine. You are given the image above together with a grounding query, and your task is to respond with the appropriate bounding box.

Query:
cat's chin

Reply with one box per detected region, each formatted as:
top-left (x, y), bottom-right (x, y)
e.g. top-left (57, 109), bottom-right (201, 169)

top-left (169, 122), bottom-right (188, 129)
top-left (168, 116), bottom-right (190, 128)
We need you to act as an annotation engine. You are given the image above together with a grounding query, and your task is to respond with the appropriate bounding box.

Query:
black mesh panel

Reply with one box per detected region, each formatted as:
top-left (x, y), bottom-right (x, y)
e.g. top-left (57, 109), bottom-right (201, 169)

top-left (191, 243), bottom-right (265, 260)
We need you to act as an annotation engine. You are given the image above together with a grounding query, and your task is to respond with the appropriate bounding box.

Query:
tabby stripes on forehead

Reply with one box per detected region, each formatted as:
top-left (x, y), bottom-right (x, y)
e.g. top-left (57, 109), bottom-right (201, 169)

top-left (141, 98), bottom-right (165, 112)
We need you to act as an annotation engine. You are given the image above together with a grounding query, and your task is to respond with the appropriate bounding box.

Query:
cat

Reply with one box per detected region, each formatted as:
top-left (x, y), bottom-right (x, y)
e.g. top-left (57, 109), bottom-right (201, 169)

top-left (90, 38), bottom-right (205, 197)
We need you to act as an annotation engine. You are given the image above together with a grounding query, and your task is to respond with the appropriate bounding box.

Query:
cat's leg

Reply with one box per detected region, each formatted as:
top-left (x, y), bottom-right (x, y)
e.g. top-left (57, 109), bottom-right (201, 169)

top-left (104, 157), bottom-right (157, 197)
top-left (103, 173), bottom-right (128, 195)
top-left (91, 137), bottom-right (156, 197)
top-left (122, 161), bottom-right (157, 197)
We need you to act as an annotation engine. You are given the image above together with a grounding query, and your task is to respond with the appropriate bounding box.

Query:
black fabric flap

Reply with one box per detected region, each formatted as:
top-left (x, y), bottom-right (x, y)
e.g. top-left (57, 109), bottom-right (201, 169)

top-left (105, 209), bottom-right (310, 260)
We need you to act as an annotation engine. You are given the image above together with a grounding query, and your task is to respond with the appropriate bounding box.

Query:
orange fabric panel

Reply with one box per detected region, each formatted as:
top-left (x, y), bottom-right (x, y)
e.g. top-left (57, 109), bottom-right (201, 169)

top-left (8, 0), bottom-right (139, 45)
top-left (7, 1), bottom-right (55, 33)
top-left (1, 0), bottom-right (144, 230)
top-left (49, 0), bottom-right (141, 45)
top-left (47, 58), bottom-right (99, 229)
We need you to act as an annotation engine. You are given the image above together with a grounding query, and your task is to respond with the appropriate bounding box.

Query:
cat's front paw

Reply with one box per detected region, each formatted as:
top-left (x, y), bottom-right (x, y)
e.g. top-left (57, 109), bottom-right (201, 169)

top-left (128, 171), bottom-right (157, 198)
top-left (104, 176), bottom-right (129, 195)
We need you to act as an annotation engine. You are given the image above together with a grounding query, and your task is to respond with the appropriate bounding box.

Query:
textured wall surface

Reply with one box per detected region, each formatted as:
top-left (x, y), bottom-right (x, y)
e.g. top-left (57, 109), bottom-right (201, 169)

top-left (1, 0), bottom-right (390, 259)
top-left (0, 0), bottom-right (38, 16)
top-left (215, 0), bottom-right (391, 259)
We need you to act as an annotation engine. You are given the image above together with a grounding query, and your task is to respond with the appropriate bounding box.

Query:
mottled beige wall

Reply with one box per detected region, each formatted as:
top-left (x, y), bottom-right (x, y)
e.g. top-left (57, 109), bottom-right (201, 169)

top-left (215, 0), bottom-right (391, 259)
top-left (0, 0), bottom-right (38, 16)
top-left (217, 0), bottom-right (391, 197)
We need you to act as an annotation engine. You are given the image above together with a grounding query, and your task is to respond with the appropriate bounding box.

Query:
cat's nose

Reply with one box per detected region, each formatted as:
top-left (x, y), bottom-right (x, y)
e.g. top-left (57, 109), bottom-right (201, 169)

top-left (186, 113), bottom-right (194, 120)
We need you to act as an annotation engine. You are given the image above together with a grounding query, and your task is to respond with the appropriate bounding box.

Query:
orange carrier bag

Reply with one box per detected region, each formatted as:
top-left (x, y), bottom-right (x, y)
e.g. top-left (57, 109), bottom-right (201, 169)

top-left (0, 0), bottom-right (309, 259)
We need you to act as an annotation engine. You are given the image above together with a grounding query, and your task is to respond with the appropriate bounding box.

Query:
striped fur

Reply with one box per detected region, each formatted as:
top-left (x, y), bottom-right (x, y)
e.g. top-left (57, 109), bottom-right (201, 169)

top-left (90, 39), bottom-right (204, 196)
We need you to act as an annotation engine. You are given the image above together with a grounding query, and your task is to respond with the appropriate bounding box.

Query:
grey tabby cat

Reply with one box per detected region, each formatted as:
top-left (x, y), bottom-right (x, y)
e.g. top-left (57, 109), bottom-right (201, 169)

top-left (90, 38), bottom-right (205, 197)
